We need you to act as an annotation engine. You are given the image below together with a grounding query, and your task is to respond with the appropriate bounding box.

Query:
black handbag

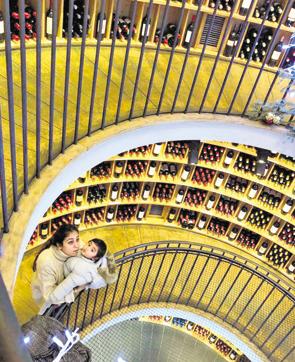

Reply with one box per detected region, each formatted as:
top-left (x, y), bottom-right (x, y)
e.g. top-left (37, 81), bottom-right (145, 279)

top-left (21, 315), bottom-right (91, 362)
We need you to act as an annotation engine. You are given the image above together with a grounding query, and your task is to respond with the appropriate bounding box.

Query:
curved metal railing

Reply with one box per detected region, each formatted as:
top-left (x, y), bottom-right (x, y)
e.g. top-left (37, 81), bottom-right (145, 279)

top-left (59, 241), bottom-right (295, 362)
top-left (0, 0), bottom-right (293, 232)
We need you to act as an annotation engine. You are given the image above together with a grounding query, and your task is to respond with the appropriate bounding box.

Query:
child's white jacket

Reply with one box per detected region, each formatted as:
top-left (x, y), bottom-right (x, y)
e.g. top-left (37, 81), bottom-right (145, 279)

top-left (49, 255), bottom-right (107, 303)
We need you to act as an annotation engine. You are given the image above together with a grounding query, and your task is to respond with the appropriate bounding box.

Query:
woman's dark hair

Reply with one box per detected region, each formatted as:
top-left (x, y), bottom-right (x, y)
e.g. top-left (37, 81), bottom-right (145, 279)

top-left (32, 224), bottom-right (79, 271)
top-left (91, 238), bottom-right (107, 261)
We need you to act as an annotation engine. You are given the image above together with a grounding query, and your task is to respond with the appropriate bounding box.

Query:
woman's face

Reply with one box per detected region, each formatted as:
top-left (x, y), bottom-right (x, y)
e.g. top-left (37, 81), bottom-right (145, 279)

top-left (60, 231), bottom-right (80, 257)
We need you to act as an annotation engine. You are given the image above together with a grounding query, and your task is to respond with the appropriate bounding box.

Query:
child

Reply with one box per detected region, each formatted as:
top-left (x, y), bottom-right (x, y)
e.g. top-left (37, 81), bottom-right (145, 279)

top-left (48, 238), bottom-right (117, 305)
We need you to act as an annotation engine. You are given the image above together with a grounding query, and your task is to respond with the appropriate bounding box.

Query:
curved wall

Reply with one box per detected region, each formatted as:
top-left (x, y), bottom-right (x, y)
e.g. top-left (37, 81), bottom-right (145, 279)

top-left (1, 113), bottom-right (294, 293)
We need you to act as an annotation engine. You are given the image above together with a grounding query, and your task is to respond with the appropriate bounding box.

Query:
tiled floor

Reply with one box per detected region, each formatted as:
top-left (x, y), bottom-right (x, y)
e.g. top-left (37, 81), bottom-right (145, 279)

top-left (84, 319), bottom-right (226, 362)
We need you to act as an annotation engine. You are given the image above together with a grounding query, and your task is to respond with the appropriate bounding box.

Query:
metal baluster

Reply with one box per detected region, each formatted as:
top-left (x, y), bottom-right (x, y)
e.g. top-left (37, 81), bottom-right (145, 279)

top-left (88, 0), bottom-right (106, 135)
top-left (18, 0), bottom-right (28, 194)
top-left (176, 254), bottom-right (200, 304)
top-left (73, 291), bottom-right (82, 330)
top-left (119, 257), bottom-right (135, 309)
top-left (157, 244), bottom-right (181, 302)
top-left (66, 302), bottom-right (73, 328)
top-left (171, 0), bottom-right (203, 113)
top-left (166, 250), bottom-right (190, 302)
top-left (81, 288), bottom-right (91, 331)
top-left (205, 262), bottom-right (232, 312)
top-left (199, 3), bottom-right (236, 113)
top-left (0, 107), bottom-right (9, 232)
top-left (3, 0), bottom-right (18, 211)
top-left (99, 284), bottom-right (109, 319)
top-left (250, 293), bottom-right (286, 342)
top-left (241, 285), bottom-right (276, 334)
top-left (268, 326), bottom-right (295, 359)
top-left (233, 276), bottom-right (266, 328)
top-left (214, 267), bottom-right (244, 316)
top-left (260, 305), bottom-right (295, 349)
top-left (35, 0), bottom-right (42, 177)
top-left (143, 0), bottom-right (170, 117)
top-left (115, 0), bottom-right (138, 124)
top-left (127, 247), bottom-right (147, 306)
top-left (185, 256), bottom-right (210, 306)
top-left (156, 0), bottom-right (186, 115)
top-left (223, 272), bottom-right (254, 322)
top-left (196, 258), bottom-right (223, 308)
top-left (128, 0), bottom-right (153, 120)
top-left (213, 0), bottom-right (256, 113)
top-left (227, 0), bottom-right (275, 114)
top-left (61, 0), bottom-right (74, 153)
top-left (147, 250), bottom-right (168, 303)
top-left (101, 0), bottom-right (122, 129)
top-left (109, 261), bottom-right (124, 313)
top-left (137, 247), bottom-right (159, 304)
top-left (48, 0), bottom-right (58, 164)
top-left (90, 288), bottom-right (100, 325)
top-left (74, 0), bottom-right (89, 143)
top-left (185, 0), bottom-right (220, 113)
top-left (281, 342), bottom-right (295, 362)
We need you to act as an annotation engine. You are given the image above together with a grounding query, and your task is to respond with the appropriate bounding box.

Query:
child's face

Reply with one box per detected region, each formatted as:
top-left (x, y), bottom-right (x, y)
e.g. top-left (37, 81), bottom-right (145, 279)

top-left (81, 241), bottom-right (99, 260)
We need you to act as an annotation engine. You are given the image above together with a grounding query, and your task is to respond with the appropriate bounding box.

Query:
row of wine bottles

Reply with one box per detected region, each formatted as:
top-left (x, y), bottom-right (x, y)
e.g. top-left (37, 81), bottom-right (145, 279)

top-left (87, 157), bottom-right (294, 191)
top-left (148, 316), bottom-right (239, 360)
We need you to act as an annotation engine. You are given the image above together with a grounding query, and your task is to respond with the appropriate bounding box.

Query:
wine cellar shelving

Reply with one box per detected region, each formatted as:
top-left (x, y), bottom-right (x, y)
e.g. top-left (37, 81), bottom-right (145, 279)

top-left (140, 315), bottom-right (245, 361)
top-left (0, 0), bottom-right (294, 70)
top-left (28, 140), bottom-right (295, 282)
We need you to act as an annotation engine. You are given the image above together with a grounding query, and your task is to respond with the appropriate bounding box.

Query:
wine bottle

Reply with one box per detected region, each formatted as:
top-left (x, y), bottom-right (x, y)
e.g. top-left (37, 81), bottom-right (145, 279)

top-left (223, 150), bottom-right (234, 166)
top-left (181, 165), bottom-right (191, 181)
top-left (153, 143), bottom-right (162, 156)
top-left (74, 213), bottom-right (81, 226)
top-left (287, 261), bottom-right (295, 273)
top-left (228, 227), bottom-right (239, 240)
top-left (237, 206), bottom-right (248, 221)
top-left (110, 184), bottom-right (119, 201)
top-left (176, 189), bottom-right (185, 204)
top-left (168, 208), bottom-right (176, 223)
top-left (97, 12), bottom-right (106, 39)
top-left (183, 21), bottom-right (193, 48)
top-left (269, 221), bottom-right (280, 235)
top-left (285, 2), bottom-right (295, 27)
top-left (248, 184), bottom-right (259, 199)
top-left (239, 0), bottom-right (252, 16)
top-left (106, 207), bottom-right (115, 222)
top-left (206, 195), bottom-right (216, 210)
top-left (114, 161), bottom-right (124, 178)
top-left (40, 223), bottom-right (49, 240)
top-left (268, 37), bottom-right (284, 67)
top-left (148, 161), bottom-right (156, 177)
top-left (214, 173), bottom-right (224, 188)
top-left (198, 215), bottom-right (207, 229)
top-left (224, 27), bottom-right (237, 57)
top-left (75, 189), bottom-right (83, 206)
top-left (142, 184), bottom-right (151, 200)
top-left (137, 206), bottom-right (145, 221)
top-left (0, 11), bottom-right (5, 42)
top-left (282, 199), bottom-right (293, 214)
top-left (46, 1), bottom-right (53, 39)
top-left (140, 15), bottom-right (151, 43)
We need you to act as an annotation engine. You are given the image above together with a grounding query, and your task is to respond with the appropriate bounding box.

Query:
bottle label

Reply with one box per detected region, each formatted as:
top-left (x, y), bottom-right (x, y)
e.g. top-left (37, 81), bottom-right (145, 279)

top-left (107, 212), bottom-right (113, 219)
top-left (153, 144), bottom-right (161, 155)
top-left (138, 210), bottom-right (144, 219)
top-left (41, 229), bottom-right (48, 236)
top-left (76, 194), bottom-right (83, 202)
top-left (207, 200), bottom-right (214, 209)
top-left (271, 50), bottom-right (281, 61)
top-left (224, 155), bottom-right (232, 165)
top-left (198, 220), bottom-right (205, 229)
top-left (185, 30), bottom-right (192, 43)
top-left (181, 170), bottom-right (189, 180)
top-left (141, 23), bottom-right (150, 36)
top-left (148, 167), bottom-right (155, 176)
top-left (229, 231), bottom-right (236, 239)
top-left (47, 17), bottom-right (53, 35)
top-left (0, 20), bottom-right (4, 34)
top-left (282, 203), bottom-right (291, 213)
top-left (215, 178), bottom-right (223, 187)
top-left (270, 225), bottom-right (278, 234)
top-left (226, 40), bottom-right (234, 47)
top-left (143, 189), bottom-right (150, 199)
top-left (242, 0), bottom-right (251, 8)
top-left (289, 8), bottom-right (295, 20)
top-left (111, 190), bottom-right (118, 200)
top-left (248, 188), bottom-right (257, 198)
top-left (97, 19), bottom-right (106, 34)
top-left (176, 194), bottom-right (183, 203)
top-left (238, 210), bottom-right (246, 219)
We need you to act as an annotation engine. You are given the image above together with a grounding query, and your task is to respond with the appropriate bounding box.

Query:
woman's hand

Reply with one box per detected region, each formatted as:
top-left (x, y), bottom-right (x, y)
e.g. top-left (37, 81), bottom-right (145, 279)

top-left (73, 283), bottom-right (89, 297)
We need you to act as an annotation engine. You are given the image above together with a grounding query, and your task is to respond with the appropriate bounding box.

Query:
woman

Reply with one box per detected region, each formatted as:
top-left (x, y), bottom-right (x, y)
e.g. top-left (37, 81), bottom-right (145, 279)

top-left (31, 224), bottom-right (81, 315)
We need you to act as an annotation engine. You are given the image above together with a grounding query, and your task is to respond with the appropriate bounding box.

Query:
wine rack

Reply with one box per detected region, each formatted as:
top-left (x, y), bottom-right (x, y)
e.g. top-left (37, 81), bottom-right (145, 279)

top-left (140, 315), bottom-right (244, 361)
top-left (27, 140), bottom-right (295, 281)
top-left (0, 0), bottom-right (294, 71)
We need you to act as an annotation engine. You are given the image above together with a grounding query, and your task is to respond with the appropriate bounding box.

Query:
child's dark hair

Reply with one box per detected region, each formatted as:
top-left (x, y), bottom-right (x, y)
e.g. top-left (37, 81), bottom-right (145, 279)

top-left (91, 238), bottom-right (107, 261)
top-left (32, 224), bottom-right (79, 271)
